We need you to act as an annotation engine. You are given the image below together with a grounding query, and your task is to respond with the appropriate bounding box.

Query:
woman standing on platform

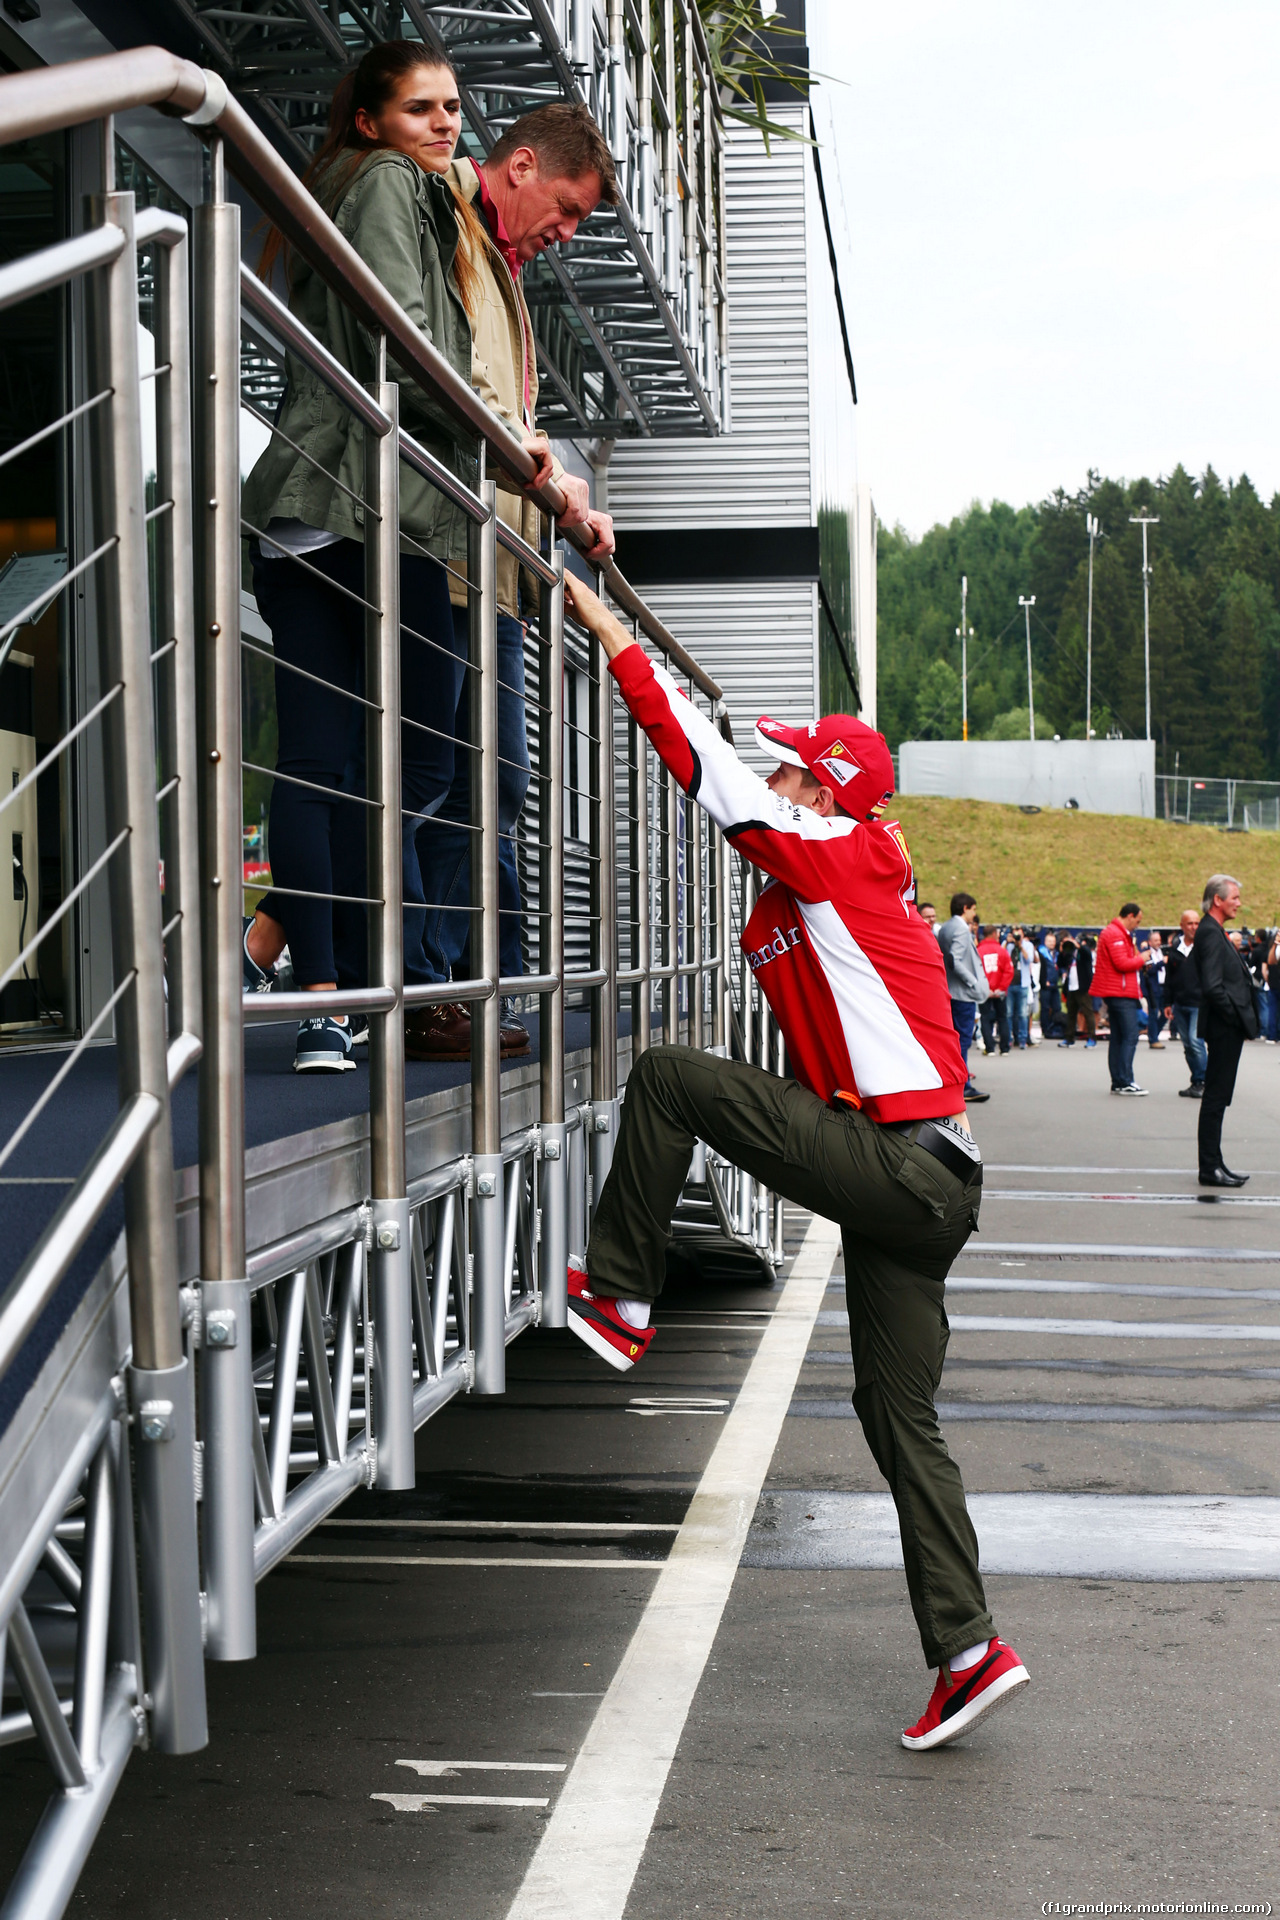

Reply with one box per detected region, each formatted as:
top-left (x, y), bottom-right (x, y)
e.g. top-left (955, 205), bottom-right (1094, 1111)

top-left (241, 43), bottom-right (554, 1072)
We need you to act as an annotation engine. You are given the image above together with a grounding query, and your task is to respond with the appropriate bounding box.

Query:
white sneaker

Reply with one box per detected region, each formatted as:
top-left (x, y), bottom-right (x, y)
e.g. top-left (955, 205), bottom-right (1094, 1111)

top-left (1110, 1082), bottom-right (1149, 1096)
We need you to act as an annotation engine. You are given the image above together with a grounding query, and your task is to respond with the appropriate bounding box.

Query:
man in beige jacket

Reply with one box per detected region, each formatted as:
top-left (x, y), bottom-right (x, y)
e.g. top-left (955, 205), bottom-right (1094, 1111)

top-left (413, 103), bottom-right (616, 1059)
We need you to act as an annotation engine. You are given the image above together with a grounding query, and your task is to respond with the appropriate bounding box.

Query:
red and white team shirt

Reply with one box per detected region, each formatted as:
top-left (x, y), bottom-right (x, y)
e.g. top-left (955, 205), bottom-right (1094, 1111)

top-left (610, 647), bottom-right (968, 1124)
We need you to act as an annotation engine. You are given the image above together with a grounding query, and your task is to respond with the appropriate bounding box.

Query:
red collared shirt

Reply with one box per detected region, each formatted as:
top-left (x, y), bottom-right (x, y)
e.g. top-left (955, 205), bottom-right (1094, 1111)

top-left (475, 168), bottom-right (521, 277)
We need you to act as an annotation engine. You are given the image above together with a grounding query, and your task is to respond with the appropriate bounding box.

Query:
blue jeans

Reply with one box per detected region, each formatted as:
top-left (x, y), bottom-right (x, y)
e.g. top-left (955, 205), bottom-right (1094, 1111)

top-left (1254, 984), bottom-right (1275, 1042)
top-left (1007, 980), bottom-right (1029, 1046)
top-left (1106, 996), bottom-right (1140, 1089)
top-left (252, 540), bottom-right (466, 987)
top-left (951, 998), bottom-right (977, 1082)
top-left (1170, 1003), bottom-right (1206, 1084)
top-left (417, 609), bottom-right (531, 984)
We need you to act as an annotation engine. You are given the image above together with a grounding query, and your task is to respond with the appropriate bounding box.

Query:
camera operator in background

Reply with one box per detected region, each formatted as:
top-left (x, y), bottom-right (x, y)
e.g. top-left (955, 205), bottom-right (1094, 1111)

top-left (1057, 934), bottom-right (1096, 1048)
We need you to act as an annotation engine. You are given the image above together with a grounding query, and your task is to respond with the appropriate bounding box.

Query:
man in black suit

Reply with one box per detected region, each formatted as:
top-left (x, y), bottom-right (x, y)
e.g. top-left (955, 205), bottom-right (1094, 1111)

top-left (1192, 874), bottom-right (1258, 1187)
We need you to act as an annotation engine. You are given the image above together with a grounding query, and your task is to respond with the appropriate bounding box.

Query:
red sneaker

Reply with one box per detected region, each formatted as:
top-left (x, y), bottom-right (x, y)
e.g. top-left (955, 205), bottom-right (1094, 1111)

top-left (901, 1638), bottom-right (1030, 1751)
top-left (566, 1267), bottom-right (655, 1372)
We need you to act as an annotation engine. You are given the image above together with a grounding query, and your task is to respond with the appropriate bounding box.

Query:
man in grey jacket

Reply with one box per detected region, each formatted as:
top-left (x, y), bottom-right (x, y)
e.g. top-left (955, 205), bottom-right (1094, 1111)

top-left (936, 892), bottom-right (991, 1105)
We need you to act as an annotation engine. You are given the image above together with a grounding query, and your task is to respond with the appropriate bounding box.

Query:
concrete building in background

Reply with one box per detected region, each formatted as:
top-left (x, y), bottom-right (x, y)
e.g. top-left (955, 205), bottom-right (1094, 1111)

top-left (899, 738), bottom-right (1157, 817)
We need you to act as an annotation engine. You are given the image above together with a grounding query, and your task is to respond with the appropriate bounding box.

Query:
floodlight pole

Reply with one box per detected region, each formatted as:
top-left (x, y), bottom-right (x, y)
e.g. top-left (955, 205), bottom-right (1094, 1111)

top-left (956, 574), bottom-right (973, 741)
top-left (1129, 509), bottom-right (1159, 741)
top-left (1084, 512), bottom-right (1099, 739)
top-left (1019, 595), bottom-right (1036, 741)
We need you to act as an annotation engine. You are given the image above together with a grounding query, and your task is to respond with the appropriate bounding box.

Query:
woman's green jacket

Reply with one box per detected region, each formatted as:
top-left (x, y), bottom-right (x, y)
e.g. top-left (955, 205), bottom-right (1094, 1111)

top-left (242, 150), bottom-right (477, 562)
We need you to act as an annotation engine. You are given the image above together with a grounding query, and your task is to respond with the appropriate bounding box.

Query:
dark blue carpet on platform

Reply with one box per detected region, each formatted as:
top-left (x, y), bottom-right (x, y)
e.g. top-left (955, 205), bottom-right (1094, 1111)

top-left (0, 1003), bottom-right (609, 1439)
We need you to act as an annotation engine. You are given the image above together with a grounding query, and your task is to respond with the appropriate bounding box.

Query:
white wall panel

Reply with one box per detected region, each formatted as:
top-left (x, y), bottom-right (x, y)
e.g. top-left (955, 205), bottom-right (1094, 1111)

top-left (629, 581), bottom-right (819, 771)
top-left (607, 114), bottom-right (813, 527)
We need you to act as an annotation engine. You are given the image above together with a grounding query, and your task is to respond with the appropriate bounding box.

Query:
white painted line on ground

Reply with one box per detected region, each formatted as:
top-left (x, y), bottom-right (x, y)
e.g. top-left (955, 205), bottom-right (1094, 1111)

top-left (963, 1241), bottom-right (1277, 1262)
top-left (504, 1211), bottom-right (841, 1920)
top-left (817, 1306), bottom-right (1280, 1333)
top-left (318, 1519), bottom-right (681, 1533)
top-left (286, 1555), bottom-right (665, 1570)
top-left (947, 1276), bottom-right (1280, 1303)
top-left (948, 1315), bottom-right (1280, 1341)
top-left (745, 1491), bottom-right (1280, 1579)
top-left (987, 1164), bottom-right (1280, 1177)
top-left (397, 1760), bottom-right (566, 1776)
top-left (984, 1189), bottom-right (1280, 1207)
top-left (372, 1793), bottom-right (550, 1812)
top-left (628, 1397), bottom-right (729, 1417)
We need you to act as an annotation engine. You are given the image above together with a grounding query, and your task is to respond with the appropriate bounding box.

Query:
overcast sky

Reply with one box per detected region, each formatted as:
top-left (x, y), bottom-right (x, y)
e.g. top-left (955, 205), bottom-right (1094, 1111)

top-left (808, 1), bottom-right (1280, 540)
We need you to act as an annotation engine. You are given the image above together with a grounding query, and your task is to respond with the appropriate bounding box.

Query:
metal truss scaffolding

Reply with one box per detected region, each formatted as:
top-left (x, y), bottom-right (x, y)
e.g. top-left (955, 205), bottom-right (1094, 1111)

top-left (150, 0), bottom-right (728, 439)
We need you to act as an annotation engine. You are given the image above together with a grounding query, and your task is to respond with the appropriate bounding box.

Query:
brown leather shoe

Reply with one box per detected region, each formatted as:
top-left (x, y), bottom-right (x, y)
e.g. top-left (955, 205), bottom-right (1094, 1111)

top-left (406, 1000), bottom-right (471, 1060)
top-left (500, 998), bottom-right (531, 1057)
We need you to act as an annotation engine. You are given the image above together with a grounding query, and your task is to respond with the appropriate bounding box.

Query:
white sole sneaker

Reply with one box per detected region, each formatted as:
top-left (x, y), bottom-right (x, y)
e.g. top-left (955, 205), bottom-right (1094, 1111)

top-left (566, 1304), bottom-right (642, 1371)
top-left (902, 1663), bottom-right (1030, 1751)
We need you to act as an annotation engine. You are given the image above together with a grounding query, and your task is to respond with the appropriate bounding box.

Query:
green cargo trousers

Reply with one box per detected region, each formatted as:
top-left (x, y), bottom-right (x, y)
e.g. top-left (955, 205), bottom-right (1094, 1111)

top-left (587, 1044), bottom-right (993, 1669)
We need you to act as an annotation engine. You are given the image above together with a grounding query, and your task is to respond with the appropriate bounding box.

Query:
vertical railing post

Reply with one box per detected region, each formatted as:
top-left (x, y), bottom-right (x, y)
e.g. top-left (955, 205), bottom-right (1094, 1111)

top-left (629, 706), bottom-right (651, 1063)
top-left (88, 175), bottom-right (206, 1750)
top-left (470, 478), bottom-right (505, 1392)
top-left (662, 760), bottom-right (679, 1046)
top-left (711, 809), bottom-right (727, 1053)
top-left (538, 546), bottom-right (568, 1326)
top-left (589, 615), bottom-right (618, 1198)
top-left (365, 363), bottom-right (413, 1485)
top-left (151, 219), bottom-right (201, 1077)
top-left (691, 786), bottom-right (705, 1051)
top-left (193, 142), bottom-right (255, 1666)
top-left (737, 856), bottom-right (756, 1234)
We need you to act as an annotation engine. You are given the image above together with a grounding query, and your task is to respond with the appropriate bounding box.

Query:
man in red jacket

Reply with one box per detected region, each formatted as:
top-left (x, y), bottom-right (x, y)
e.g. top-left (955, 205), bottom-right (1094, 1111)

top-left (977, 928), bottom-right (1014, 1056)
top-left (1093, 902), bottom-right (1148, 1094)
top-left (556, 574), bottom-right (1030, 1755)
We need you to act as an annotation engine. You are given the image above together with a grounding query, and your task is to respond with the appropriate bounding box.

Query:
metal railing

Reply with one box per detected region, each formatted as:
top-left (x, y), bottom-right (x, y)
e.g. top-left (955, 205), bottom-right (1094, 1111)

top-left (1155, 773), bottom-right (1280, 832)
top-left (0, 45), bottom-right (779, 1920)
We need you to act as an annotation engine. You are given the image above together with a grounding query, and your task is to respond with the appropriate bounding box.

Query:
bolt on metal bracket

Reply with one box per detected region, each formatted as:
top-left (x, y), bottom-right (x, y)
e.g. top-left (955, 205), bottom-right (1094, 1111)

top-left (138, 1399), bottom-right (176, 1443)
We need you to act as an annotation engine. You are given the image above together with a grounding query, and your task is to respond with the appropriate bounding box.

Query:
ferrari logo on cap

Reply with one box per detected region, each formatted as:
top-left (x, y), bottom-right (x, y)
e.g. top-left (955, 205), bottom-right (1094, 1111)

top-left (815, 754), bottom-right (861, 787)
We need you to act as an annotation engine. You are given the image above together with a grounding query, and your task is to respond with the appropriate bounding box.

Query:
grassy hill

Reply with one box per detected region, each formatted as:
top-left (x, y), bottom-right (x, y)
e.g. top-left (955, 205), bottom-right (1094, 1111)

top-left (893, 796), bottom-right (1280, 928)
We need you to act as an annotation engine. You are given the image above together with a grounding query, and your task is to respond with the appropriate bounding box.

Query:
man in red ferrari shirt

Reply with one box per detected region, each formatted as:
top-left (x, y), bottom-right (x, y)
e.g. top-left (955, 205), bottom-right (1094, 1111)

top-left (977, 926), bottom-right (1014, 1056)
top-left (557, 574), bottom-right (1029, 1754)
top-left (1093, 901), bottom-right (1148, 1094)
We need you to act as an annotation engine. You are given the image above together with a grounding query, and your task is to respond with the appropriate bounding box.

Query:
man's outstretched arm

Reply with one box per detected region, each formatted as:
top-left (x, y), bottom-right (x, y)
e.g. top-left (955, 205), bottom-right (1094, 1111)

top-left (561, 574), bottom-right (859, 901)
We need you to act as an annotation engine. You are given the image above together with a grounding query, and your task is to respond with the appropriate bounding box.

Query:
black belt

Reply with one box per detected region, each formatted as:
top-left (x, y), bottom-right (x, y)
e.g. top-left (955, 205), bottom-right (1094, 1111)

top-left (887, 1119), bottom-right (982, 1187)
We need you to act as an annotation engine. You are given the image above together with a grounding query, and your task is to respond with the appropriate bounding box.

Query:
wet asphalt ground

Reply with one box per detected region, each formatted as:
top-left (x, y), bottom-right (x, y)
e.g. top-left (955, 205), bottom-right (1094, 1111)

top-left (4, 1031), bottom-right (1277, 1918)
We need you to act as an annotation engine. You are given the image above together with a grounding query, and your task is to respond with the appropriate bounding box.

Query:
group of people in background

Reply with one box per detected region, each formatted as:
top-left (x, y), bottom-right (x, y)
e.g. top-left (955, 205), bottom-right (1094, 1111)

top-left (238, 42), bottom-right (617, 1072)
top-left (926, 878), bottom-right (1270, 1185)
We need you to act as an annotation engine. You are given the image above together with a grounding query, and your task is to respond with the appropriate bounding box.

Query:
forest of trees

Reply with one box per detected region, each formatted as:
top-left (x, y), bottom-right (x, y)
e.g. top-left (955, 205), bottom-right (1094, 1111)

top-left (877, 467), bottom-right (1280, 778)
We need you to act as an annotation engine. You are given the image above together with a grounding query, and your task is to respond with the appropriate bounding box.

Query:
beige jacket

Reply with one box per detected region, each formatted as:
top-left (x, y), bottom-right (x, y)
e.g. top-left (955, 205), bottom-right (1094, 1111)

top-left (446, 158), bottom-right (565, 618)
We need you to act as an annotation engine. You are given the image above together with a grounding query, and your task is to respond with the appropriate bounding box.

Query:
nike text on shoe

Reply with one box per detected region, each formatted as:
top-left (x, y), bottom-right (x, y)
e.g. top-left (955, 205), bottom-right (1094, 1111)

top-left (566, 1267), bottom-right (655, 1372)
top-left (901, 1637), bottom-right (1030, 1752)
top-left (293, 1015), bottom-right (356, 1074)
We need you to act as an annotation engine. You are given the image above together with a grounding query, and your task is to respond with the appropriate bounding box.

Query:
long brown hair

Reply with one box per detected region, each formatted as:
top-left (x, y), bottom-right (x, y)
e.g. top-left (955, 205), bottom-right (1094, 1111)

top-left (258, 40), bottom-right (487, 317)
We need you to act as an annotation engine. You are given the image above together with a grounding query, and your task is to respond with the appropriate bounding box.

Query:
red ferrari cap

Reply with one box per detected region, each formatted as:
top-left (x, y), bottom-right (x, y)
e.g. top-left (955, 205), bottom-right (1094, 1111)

top-left (753, 713), bottom-right (895, 821)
